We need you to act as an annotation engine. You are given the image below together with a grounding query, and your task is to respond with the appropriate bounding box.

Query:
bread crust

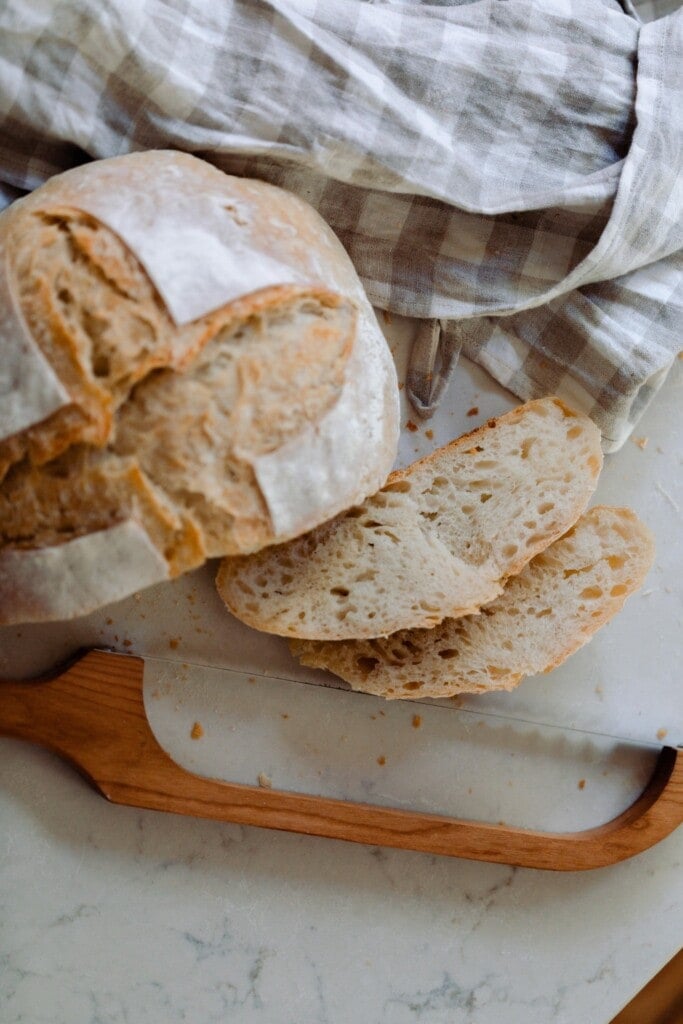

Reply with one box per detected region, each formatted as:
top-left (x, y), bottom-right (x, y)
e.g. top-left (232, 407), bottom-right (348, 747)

top-left (0, 152), bottom-right (399, 623)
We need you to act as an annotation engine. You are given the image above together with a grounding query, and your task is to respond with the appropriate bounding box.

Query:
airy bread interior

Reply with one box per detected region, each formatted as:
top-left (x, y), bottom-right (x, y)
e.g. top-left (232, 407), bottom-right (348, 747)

top-left (217, 398), bottom-right (603, 639)
top-left (291, 506), bottom-right (655, 698)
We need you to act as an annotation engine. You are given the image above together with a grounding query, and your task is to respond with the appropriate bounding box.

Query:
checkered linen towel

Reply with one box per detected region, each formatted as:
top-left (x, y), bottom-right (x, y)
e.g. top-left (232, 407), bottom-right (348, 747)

top-left (1, 0), bottom-right (681, 450)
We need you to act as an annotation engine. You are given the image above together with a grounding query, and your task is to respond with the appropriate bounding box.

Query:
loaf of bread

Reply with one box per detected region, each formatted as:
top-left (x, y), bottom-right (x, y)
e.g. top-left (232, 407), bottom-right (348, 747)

top-left (217, 398), bottom-right (603, 640)
top-left (0, 151), bottom-right (399, 623)
top-left (291, 506), bottom-right (654, 698)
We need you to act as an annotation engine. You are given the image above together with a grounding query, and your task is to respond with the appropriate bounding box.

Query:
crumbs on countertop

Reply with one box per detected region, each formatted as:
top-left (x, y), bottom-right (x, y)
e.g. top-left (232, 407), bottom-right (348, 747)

top-left (632, 436), bottom-right (648, 450)
top-left (406, 420), bottom-right (418, 432)
top-left (258, 772), bottom-right (272, 788)
top-left (412, 714), bottom-right (422, 729)
top-left (577, 779), bottom-right (586, 790)
top-left (382, 309), bottom-right (392, 325)
top-left (657, 728), bottom-right (668, 740)
top-left (467, 406), bottom-right (479, 417)
top-left (376, 755), bottom-right (386, 766)
top-left (169, 637), bottom-right (180, 650)
top-left (425, 429), bottom-right (434, 440)
top-left (190, 721), bottom-right (204, 740)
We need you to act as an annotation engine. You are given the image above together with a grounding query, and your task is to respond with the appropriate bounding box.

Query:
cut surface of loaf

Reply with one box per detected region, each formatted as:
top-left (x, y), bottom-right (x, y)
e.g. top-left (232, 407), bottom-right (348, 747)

top-left (291, 506), bottom-right (655, 698)
top-left (0, 152), bottom-right (399, 623)
top-left (217, 398), bottom-right (603, 640)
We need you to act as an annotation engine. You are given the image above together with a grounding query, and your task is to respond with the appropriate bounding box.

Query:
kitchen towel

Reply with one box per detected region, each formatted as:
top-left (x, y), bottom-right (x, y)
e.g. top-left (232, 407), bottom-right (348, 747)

top-left (0, 0), bottom-right (681, 449)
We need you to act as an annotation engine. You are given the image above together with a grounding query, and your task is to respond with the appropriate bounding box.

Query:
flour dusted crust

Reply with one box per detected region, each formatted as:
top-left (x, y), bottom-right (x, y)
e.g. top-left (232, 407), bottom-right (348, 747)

top-left (0, 152), bottom-right (399, 622)
top-left (253, 305), bottom-right (398, 538)
top-left (0, 521), bottom-right (169, 624)
top-left (0, 240), bottom-right (69, 447)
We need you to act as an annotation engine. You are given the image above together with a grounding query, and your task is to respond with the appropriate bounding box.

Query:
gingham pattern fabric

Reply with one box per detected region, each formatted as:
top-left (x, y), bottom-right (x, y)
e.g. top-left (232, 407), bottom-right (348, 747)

top-left (0, 0), bottom-right (681, 449)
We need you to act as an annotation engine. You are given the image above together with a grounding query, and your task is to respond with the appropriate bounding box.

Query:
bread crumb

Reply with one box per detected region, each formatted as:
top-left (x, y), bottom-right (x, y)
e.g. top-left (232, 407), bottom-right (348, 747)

top-left (106, 617), bottom-right (113, 625)
top-left (190, 722), bottom-right (204, 740)
top-left (258, 772), bottom-right (272, 788)
top-left (382, 309), bottom-right (392, 325)
top-left (412, 714), bottom-right (422, 729)
top-left (425, 429), bottom-right (434, 440)
top-left (169, 638), bottom-right (180, 650)
top-left (656, 728), bottom-right (668, 740)
top-left (248, 676), bottom-right (257, 684)
top-left (280, 713), bottom-right (289, 720)
top-left (467, 406), bottom-right (479, 417)
top-left (379, 710), bottom-right (386, 717)
top-left (151, 689), bottom-right (161, 699)
top-left (376, 755), bottom-right (386, 766)
top-left (578, 779), bottom-right (586, 790)
top-left (398, 382), bottom-right (405, 391)
top-left (632, 436), bottom-right (648, 449)
top-left (406, 420), bottom-right (418, 432)
top-left (123, 638), bottom-right (132, 647)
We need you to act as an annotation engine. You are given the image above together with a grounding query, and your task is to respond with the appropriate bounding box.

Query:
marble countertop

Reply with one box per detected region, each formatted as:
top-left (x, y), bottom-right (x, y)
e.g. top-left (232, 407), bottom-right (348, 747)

top-left (1, 319), bottom-right (681, 1024)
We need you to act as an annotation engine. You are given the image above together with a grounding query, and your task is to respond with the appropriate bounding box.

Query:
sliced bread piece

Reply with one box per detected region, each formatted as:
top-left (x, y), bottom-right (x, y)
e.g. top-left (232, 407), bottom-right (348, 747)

top-left (217, 397), bottom-right (603, 640)
top-left (291, 506), bottom-right (654, 698)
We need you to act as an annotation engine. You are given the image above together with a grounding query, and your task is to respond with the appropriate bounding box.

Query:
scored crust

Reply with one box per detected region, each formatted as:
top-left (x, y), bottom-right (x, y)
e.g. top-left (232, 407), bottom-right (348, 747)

top-left (0, 152), bottom-right (399, 623)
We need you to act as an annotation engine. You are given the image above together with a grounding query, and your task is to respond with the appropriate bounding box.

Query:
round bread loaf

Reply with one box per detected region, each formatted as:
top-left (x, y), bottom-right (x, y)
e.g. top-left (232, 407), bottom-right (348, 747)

top-left (0, 151), bottom-right (399, 623)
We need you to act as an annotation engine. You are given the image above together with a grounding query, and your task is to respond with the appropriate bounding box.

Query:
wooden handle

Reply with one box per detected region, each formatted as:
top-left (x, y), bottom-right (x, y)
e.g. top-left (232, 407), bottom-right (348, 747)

top-left (1, 650), bottom-right (681, 871)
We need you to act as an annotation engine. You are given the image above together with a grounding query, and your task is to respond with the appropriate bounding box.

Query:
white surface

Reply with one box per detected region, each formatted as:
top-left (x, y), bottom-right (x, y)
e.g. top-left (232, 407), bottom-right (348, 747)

top-left (1, 316), bottom-right (682, 1023)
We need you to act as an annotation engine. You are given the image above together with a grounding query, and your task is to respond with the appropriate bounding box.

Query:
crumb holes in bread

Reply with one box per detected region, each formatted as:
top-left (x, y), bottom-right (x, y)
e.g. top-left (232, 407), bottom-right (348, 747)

top-left (437, 648), bottom-right (459, 659)
top-left (580, 586), bottom-right (603, 599)
top-left (520, 438), bottom-right (534, 459)
top-left (356, 656), bottom-right (379, 676)
top-left (383, 479), bottom-right (411, 494)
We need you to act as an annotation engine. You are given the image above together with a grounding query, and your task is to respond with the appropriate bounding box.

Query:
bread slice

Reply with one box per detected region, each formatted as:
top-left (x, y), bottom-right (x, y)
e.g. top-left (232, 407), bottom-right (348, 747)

top-left (291, 506), bottom-right (654, 698)
top-left (217, 398), bottom-right (603, 639)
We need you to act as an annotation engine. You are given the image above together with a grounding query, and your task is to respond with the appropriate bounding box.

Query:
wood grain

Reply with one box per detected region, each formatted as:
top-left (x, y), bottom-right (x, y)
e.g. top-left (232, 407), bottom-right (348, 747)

top-left (1, 649), bottom-right (681, 870)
